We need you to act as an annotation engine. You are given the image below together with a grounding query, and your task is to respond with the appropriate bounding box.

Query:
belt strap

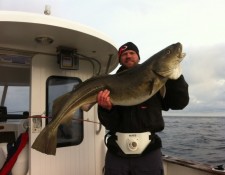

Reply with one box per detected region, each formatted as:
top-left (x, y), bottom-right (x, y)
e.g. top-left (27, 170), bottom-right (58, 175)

top-left (104, 131), bottom-right (116, 146)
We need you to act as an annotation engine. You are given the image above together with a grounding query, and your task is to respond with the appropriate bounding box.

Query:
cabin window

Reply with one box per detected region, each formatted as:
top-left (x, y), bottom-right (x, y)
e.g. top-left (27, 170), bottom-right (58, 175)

top-left (0, 85), bottom-right (29, 118)
top-left (46, 76), bottom-right (83, 147)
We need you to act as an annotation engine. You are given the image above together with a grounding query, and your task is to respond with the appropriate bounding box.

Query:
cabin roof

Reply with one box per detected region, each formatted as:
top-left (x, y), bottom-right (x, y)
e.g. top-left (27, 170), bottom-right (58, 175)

top-left (0, 11), bottom-right (119, 75)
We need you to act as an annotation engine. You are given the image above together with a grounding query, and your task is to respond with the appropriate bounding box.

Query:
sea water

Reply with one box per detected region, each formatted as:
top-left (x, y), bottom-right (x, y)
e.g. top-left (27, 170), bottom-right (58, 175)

top-left (158, 116), bottom-right (225, 166)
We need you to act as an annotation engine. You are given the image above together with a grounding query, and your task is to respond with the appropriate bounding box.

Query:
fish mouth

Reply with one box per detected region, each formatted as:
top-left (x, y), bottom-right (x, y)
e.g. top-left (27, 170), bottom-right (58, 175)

top-left (177, 43), bottom-right (186, 59)
top-left (178, 52), bottom-right (186, 59)
top-left (178, 50), bottom-right (186, 60)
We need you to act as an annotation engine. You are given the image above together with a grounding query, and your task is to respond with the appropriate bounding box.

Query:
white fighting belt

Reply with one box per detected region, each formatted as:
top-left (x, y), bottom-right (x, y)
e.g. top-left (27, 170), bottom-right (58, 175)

top-left (115, 132), bottom-right (151, 154)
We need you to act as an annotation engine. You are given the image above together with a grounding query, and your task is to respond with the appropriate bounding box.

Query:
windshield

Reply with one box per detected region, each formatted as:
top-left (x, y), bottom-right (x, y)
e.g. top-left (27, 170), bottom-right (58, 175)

top-left (0, 85), bottom-right (29, 115)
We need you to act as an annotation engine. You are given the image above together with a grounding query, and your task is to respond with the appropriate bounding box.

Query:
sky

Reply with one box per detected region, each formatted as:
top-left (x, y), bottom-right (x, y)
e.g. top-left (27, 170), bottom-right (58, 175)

top-left (1, 0), bottom-right (225, 116)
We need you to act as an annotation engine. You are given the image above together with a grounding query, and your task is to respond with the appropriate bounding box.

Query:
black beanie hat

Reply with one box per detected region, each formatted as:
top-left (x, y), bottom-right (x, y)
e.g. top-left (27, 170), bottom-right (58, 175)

top-left (118, 42), bottom-right (140, 60)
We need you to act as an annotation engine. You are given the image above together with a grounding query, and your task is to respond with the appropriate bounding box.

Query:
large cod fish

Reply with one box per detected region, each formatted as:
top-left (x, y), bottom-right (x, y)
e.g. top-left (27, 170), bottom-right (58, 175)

top-left (32, 42), bottom-right (185, 155)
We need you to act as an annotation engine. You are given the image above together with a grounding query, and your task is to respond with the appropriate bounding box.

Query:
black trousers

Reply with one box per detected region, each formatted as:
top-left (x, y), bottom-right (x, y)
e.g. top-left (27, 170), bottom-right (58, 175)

top-left (104, 148), bottom-right (164, 175)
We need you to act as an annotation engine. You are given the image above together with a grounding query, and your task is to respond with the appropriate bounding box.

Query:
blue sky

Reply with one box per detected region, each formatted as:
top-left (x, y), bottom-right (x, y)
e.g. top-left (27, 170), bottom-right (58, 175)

top-left (1, 0), bottom-right (225, 116)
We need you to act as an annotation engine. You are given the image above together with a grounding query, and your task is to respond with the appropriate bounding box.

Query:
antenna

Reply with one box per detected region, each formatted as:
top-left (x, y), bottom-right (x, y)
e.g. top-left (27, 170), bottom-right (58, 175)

top-left (44, 5), bottom-right (51, 15)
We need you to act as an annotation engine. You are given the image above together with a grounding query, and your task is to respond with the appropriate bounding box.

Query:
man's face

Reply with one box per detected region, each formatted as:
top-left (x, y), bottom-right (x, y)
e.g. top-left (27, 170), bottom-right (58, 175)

top-left (120, 50), bottom-right (139, 69)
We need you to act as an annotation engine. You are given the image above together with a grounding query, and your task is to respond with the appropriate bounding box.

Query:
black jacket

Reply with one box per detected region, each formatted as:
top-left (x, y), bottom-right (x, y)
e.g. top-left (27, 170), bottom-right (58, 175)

top-left (98, 65), bottom-right (189, 156)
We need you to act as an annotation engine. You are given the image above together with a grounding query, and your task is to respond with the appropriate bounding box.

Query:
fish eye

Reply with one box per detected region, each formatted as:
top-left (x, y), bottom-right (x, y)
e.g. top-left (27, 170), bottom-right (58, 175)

top-left (166, 49), bottom-right (171, 55)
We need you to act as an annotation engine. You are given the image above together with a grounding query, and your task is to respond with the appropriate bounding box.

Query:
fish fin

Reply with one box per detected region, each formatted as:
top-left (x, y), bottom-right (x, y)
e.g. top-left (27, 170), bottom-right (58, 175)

top-left (52, 92), bottom-right (71, 117)
top-left (148, 80), bottom-right (154, 95)
top-left (81, 102), bottom-right (96, 111)
top-left (32, 125), bottom-right (58, 155)
top-left (79, 84), bottom-right (106, 111)
top-left (159, 85), bottom-right (166, 98)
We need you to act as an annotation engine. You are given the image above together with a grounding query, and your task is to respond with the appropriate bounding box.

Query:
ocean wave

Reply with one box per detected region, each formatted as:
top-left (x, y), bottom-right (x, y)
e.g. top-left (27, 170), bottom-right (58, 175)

top-left (159, 116), bottom-right (225, 165)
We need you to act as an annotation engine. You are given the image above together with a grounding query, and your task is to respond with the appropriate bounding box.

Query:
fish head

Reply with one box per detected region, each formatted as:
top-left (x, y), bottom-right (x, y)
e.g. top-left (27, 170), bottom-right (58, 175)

top-left (151, 42), bottom-right (186, 80)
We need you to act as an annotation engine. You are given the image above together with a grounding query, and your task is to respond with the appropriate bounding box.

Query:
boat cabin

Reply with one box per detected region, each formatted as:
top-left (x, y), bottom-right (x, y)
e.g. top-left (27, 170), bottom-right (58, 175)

top-left (0, 11), bottom-right (118, 175)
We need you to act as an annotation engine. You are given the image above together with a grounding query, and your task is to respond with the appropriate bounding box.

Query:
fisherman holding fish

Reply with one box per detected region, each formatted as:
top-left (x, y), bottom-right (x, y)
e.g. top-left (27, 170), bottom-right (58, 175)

top-left (97, 42), bottom-right (189, 175)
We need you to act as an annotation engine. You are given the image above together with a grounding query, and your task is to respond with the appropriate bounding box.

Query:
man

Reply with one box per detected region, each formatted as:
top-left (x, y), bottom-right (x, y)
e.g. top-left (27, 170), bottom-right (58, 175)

top-left (97, 42), bottom-right (189, 175)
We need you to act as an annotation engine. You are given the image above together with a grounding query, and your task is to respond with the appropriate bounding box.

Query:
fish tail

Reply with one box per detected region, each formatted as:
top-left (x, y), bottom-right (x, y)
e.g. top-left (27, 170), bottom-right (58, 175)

top-left (32, 125), bottom-right (58, 155)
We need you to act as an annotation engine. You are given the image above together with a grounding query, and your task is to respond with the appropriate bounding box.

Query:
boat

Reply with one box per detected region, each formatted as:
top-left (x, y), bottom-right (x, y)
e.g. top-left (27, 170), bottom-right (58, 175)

top-left (163, 155), bottom-right (225, 175)
top-left (0, 11), bottom-right (224, 175)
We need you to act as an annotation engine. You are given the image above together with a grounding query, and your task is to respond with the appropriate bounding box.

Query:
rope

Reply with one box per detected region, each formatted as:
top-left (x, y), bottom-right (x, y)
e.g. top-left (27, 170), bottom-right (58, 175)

top-left (28, 115), bottom-right (100, 124)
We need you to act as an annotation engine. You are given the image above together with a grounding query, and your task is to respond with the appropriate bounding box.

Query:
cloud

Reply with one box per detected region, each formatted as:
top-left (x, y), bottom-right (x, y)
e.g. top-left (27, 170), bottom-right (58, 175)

top-left (179, 44), bottom-right (225, 115)
top-left (1, 0), bottom-right (225, 116)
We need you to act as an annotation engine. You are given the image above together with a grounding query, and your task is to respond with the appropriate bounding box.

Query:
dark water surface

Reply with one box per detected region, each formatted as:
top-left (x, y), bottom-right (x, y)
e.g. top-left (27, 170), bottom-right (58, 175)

top-left (158, 116), bottom-right (225, 166)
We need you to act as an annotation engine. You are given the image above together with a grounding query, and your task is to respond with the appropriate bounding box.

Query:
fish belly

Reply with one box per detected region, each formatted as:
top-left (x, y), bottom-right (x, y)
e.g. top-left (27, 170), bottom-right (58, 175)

top-left (111, 94), bottom-right (150, 106)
